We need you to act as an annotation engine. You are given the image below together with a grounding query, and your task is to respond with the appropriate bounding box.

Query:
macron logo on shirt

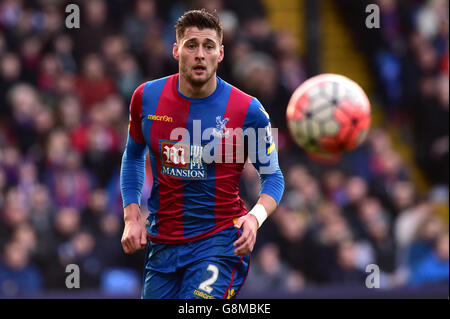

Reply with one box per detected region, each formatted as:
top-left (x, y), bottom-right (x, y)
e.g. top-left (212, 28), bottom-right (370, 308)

top-left (148, 114), bottom-right (173, 122)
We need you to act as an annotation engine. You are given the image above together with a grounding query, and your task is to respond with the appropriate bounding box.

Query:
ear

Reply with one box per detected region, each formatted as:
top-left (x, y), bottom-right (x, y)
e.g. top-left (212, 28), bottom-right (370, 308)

top-left (218, 45), bottom-right (224, 63)
top-left (172, 43), bottom-right (179, 61)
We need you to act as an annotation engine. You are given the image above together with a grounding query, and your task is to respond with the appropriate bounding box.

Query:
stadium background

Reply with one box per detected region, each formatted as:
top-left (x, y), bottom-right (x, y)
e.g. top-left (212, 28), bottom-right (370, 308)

top-left (0, 0), bottom-right (448, 298)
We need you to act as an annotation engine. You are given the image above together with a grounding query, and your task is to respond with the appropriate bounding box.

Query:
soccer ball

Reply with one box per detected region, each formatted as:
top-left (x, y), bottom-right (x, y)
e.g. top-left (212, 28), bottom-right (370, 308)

top-left (286, 73), bottom-right (371, 156)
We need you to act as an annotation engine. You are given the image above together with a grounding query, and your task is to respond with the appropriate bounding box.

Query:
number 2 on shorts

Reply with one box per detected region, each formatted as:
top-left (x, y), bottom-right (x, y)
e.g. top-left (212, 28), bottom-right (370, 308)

top-left (198, 264), bottom-right (219, 294)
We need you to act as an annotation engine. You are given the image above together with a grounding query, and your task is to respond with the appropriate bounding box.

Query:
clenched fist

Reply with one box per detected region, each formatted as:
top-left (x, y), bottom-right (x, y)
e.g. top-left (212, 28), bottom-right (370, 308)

top-left (121, 203), bottom-right (147, 254)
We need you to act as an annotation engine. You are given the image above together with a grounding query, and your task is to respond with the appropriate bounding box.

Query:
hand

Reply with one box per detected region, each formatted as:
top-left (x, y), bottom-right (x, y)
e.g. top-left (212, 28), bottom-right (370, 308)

top-left (121, 219), bottom-right (147, 254)
top-left (233, 214), bottom-right (259, 256)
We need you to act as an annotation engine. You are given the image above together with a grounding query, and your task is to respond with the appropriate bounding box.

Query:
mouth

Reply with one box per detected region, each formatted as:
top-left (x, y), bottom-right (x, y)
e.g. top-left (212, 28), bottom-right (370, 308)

top-left (193, 65), bottom-right (207, 74)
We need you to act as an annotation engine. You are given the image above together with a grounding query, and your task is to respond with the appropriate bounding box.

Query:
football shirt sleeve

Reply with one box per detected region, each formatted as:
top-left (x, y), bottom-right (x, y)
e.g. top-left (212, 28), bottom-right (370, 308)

top-left (120, 84), bottom-right (148, 208)
top-left (246, 98), bottom-right (285, 205)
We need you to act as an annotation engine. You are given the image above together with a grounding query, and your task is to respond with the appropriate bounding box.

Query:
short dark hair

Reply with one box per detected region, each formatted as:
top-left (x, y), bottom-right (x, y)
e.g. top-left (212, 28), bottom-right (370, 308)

top-left (175, 9), bottom-right (223, 43)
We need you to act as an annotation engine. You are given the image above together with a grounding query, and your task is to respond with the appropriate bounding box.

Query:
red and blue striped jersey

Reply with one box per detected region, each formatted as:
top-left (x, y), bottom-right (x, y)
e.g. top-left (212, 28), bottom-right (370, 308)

top-left (121, 74), bottom-right (284, 244)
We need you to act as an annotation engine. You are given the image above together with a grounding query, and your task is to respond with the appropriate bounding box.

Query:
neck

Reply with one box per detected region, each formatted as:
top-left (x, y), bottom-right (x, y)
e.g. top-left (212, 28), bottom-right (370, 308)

top-left (178, 75), bottom-right (217, 99)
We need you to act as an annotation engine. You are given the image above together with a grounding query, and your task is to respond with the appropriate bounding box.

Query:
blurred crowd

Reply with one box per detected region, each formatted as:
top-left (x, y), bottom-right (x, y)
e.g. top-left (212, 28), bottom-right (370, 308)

top-left (0, 0), bottom-right (448, 297)
top-left (374, 0), bottom-right (449, 187)
top-left (241, 128), bottom-right (449, 294)
top-left (338, 0), bottom-right (449, 185)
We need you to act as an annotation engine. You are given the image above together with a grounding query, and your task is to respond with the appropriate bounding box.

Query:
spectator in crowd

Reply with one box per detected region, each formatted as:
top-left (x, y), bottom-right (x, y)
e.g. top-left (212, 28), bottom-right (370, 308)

top-left (0, 52), bottom-right (22, 118)
top-left (409, 232), bottom-right (449, 286)
top-left (0, 241), bottom-right (43, 297)
top-left (329, 240), bottom-right (368, 286)
top-left (75, 54), bottom-right (116, 111)
top-left (242, 242), bottom-right (304, 294)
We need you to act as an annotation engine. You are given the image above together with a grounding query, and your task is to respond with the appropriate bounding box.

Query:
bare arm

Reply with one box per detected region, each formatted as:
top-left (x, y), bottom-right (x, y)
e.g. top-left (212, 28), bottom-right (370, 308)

top-left (233, 193), bottom-right (278, 256)
top-left (254, 193), bottom-right (278, 217)
top-left (121, 203), bottom-right (147, 254)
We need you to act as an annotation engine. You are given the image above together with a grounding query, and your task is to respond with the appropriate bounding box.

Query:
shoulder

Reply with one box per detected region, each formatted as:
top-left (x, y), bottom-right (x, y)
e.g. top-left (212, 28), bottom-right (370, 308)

top-left (222, 82), bottom-right (271, 128)
top-left (224, 80), bottom-right (255, 106)
top-left (243, 96), bottom-right (271, 128)
top-left (131, 83), bottom-right (146, 99)
top-left (133, 74), bottom-right (177, 96)
top-left (223, 81), bottom-right (268, 118)
top-left (247, 97), bottom-right (269, 119)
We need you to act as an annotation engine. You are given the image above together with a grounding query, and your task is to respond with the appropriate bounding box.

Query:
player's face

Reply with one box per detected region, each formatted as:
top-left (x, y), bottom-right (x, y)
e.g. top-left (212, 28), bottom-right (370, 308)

top-left (174, 27), bottom-right (224, 87)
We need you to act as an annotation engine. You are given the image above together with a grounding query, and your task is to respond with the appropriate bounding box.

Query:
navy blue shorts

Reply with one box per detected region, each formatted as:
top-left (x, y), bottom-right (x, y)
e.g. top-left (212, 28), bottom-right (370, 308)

top-left (141, 225), bottom-right (251, 299)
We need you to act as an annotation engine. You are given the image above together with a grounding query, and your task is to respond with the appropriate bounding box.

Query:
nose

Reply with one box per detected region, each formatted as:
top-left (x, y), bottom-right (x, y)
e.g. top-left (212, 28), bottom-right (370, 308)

top-left (196, 46), bottom-right (205, 59)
